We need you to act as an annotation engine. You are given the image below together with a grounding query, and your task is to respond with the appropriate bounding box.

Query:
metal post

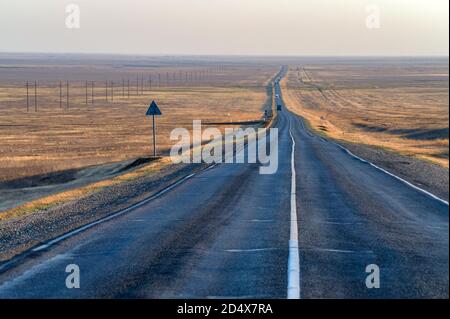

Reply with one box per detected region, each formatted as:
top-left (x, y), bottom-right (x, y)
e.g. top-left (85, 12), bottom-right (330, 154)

top-left (152, 114), bottom-right (156, 157)
top-left (26, 81), bottom-right (29, 112)
top-left (60, 81), bottom-right (62, 109)
top-left (66, 81), bottom-right (69, 108)
top-left (34, 81), bottom-right (37, 112)
top-left (92, 81), bottom-right (94, 104)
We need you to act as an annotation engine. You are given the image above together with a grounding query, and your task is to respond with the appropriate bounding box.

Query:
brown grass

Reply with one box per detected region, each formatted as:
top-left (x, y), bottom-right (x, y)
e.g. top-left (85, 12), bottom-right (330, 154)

top-left (0, 157), bottom-right (172, 222)
top-left (283, 63), bottom-right (449, 167)
top-left (0, 63), bottom-right (277, 182)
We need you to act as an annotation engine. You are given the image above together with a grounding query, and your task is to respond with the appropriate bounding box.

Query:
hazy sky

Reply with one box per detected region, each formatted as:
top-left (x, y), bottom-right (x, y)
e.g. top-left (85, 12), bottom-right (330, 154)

top-left (0, 0), bottom-right (448, 56)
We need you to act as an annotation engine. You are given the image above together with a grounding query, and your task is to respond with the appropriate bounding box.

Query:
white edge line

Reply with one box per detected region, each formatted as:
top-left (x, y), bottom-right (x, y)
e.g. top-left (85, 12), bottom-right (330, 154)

top-left (333, 142), bottom-right (449, 206)
top-left (31, 172), bottom-right (198, 252)
top-left (287, 121), bottom-right (300, 299)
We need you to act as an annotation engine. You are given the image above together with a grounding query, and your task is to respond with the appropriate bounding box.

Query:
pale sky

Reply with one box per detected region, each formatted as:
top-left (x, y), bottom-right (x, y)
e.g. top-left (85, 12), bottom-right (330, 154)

top-left (0, 0), bottom-right (448, 56)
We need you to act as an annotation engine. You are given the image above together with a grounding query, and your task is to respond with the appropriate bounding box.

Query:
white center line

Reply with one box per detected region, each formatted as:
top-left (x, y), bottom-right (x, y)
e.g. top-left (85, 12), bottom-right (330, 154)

top-left (287, 120), bottom-right (300, 299)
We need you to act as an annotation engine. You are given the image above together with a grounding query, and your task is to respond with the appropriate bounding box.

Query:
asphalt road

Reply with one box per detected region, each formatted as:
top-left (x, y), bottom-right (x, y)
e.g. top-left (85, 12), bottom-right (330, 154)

top-left (0, 72), bottom-right (448, 299)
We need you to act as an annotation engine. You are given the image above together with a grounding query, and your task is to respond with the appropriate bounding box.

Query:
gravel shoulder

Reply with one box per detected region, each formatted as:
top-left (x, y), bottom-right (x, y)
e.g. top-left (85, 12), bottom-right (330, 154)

top-left (338, 140), bottom-right (449, 202)
top-left (292, 111), bottom-right (449, 203)
top-left (0, 162), bottom-right (208, 262)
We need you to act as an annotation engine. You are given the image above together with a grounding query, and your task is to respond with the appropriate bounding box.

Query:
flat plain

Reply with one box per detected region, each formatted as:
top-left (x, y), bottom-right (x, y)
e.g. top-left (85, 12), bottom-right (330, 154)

top-left (0, 54), bottom-right (278, 183)
top-left (282, 58), bottom-right (449, 167)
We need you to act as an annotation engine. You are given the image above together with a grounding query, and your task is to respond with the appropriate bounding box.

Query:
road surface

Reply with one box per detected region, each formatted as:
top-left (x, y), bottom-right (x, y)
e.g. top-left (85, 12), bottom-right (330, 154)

top-left (0, 70), bottom-right (448, 299)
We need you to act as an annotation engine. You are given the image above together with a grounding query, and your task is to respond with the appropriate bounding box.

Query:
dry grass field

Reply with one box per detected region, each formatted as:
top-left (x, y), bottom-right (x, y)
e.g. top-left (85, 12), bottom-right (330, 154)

top-left (0, 54), bottom-right (278, 182)
top-left (282, 59), bottom-right (449, 167)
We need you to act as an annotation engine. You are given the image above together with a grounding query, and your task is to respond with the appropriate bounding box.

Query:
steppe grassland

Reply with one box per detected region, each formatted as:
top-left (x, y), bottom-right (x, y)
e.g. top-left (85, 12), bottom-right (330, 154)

top-left (282, 62), bottom-right (449, 167)
top-left (0, 63), bottom-right (277, 181)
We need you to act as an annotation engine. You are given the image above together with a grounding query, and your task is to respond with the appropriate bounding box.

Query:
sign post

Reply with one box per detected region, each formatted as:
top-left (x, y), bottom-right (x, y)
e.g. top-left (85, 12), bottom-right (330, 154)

top-left (146, 100), bottom-right (162, 157)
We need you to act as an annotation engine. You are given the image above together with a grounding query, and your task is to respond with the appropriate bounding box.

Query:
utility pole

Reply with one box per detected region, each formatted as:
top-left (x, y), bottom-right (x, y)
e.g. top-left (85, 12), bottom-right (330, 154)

top-left (66, 81), bottom-right (69, 108)
top-left (59, 81), bottom-right (62, 109)
top-left (136, 76), bottom-right (139, 95)
top-left (92, 81), bottom-right (94, 104)
top-left (26, 81), bottom-right (29, 112)
top-left (34, 81), bottom-right (37, 112)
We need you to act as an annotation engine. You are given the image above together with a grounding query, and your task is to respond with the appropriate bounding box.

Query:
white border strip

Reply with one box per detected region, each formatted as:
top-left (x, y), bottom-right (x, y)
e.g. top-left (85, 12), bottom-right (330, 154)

top-left (31, 173), bottom-right (197, 252)
top-left (333, 143), bottom-right (449, 206)
top-left (287, 122), bottom-right (301, 299)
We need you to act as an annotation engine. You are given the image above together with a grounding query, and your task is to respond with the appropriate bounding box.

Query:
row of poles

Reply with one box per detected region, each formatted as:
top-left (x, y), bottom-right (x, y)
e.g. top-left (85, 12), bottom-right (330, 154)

top-left (24, 69), bottom-right (216, 112)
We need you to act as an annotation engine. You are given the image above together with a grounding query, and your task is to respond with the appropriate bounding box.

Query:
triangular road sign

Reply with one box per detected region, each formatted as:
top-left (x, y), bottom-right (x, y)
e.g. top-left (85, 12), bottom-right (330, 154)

top-left (146, 100), bottom-right (162, 116)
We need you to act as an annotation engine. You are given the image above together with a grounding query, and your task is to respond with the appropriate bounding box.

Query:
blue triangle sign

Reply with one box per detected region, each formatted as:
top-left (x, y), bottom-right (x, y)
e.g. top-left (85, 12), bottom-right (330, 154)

top-left (146, 100), bottom-right (162, 116)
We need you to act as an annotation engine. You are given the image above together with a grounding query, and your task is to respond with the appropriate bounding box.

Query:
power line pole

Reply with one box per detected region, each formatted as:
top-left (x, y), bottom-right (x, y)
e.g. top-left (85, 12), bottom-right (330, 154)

top-left (92, 81), bottom-right (94, 104)
top-left (111, 81), bottom-right (114, 102)
top-left (59, 81), bottom-right (62, 109)
top-left (26, 81), bottom-right (29, 112)
top-left (66, 81), bottom-right (69, 108)
top-left (34, 81), bottom-right (37, 112)
top-left (85, 81), bottom-right (88, 105)
top-left (105, 81), bottom-right (108, 102)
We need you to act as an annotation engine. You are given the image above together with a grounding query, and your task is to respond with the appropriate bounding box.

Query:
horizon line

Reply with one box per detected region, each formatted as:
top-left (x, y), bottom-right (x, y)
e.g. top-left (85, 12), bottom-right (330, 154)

top-left (0, 51), bottom-right (448, 59)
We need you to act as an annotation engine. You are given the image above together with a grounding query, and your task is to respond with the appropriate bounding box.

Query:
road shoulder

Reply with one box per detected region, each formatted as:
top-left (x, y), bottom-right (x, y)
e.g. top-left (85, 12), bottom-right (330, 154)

top-left (337, 140), bottom-right (449, 202)
top-left (0, 161), bottom-right (207, 263)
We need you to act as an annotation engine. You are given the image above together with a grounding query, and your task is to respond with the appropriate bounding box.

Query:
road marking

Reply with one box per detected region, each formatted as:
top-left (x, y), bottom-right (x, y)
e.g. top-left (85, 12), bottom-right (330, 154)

top-left (334, 143), bottom-right (449, 206)
top-left (287, 121), bottom-right (300, 299)
top-left (310, 248), bottom-right (373, 254)
top-left (291, 113), bottom-right (448, 206)
top-left (0, 253), bottom-right (72, 293)
top-left (31, 172), bottom-right (197, 253)
top-left (225, 248), bottom-right (277, 253)
top-left (319, 221), bottom-right (356, 225)
top-left (247, 219), bottom-right (274, 222)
